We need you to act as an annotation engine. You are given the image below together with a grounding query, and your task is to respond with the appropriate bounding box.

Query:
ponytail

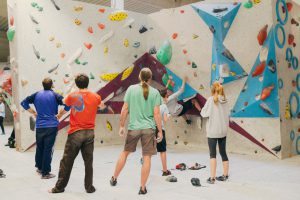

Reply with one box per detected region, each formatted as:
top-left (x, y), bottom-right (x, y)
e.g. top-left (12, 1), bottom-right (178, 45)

top-left (139, 68), bottom-right (152, 100)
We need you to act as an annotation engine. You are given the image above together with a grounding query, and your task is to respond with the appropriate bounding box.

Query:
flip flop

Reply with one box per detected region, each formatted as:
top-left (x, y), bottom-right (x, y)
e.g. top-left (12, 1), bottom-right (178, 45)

top-left (176, 163), bottom-right (187, 171)
top-left (191, 178), bottom-right (201, 187)
top-left (189, 163), bottom-right (206, 170)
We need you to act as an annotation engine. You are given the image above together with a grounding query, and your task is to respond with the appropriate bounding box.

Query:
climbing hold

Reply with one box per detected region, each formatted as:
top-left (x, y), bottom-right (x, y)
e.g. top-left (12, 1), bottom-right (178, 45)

top-left (98, 8), bottom-right (105, 13)
top-left (21, 79), bottom-right (28, 86)
top-left (31, 2), bottom-right (37, 7)
top-left (278, 78), bottom-right (283, 89)
top-left (209, 25), bottom-right (215, 34)
top-left (29, 14), bottom-right (39, 24)
top-left (288, 34), bottom-right (294, 45)
top-left (37, 6), bottom-right (43, 12)
top-left (121, 66), bottom-right (134, 81)
top-left (292, 80), bottom-right (296, 87)
top-left (174, 141), bottom-right (178, 145)
top-left (99, 31), bottom-right (114, 44)
top-left (180, 10), bottom-right (185, 14)
top-left (123, 39), bottom-right (129, 47)
top-left (222, 49), bottom-right (235, 61)
top-left (289, 92), bottom-right (300, 118)
top-left (149, 46), bottom-right (157, 54)
top-left (60, 53), bottom-right (65, 58)
top-left (48, 64), bottom-right (59, 73)
top-left (156, 40), bottom-right (172, 65)
top-left (268, 60), bottom-right (276, 73)
top-left (84, 42), bottom-right (92, 50)
top-left (223, 21), bottom-right (230, 29)
top-left (276, 0), bottom-right (288, 25)
top-left (74, 5), bottom-right (83, 12)
top-left (260, 85), bottom-right (274, 100)
top-left (104, 46), bottom-right (108, 54)
top-left (6, 26), bottom-right (15, 42)
top-left (290, 130), bottom-right (295, 141)
top-left (89, 72), bottom-right (95, 79)
top-left (199, 84), bottom-right (204, 90)
top-left (252, 61), bottom-right (266, 77)
top-left (259, 102), bottom-right (274, 115)
top-left (134, 55), bottom-right (138, 58)
top-left (292, 57), bottom-right (298, 70)
top-left (50, 0), bottom-right (60, 10)
top-left (285, 102), bottom-right (291, 119)
top-left (97, 23), bottom-right (105, 30)
top-left (132, 41), bottom-right (140, 48)
top-left (49, 36), bottom-right (55, 41)
top-left (242, 85), bottom-right (247, 92)
top-left (32, 45), bottom-right (40, 59)
top-left (100, 73), bottom-right (119, 81)
top-left (192, 62), bottom-right (197, 69)
top-left (286, 48), bottom-right (293, 62)
top-left (257, 25), bottom-right (268, 46)
top-left (106, 120), bottom-right (112, 131)
top-left (212, 63), bottom-right (217, 71)
top-left (35, 28), bottom-right (40, 34)
top-left (253, 0), bottom-right (261, 4)
top-left (40, 57), bottom-right (46, 62)
top-left (184, 141), bottom-right (188, 145)
top-left (192, 34), bottom-right (199, 39)
top-left (75, 58), bottom-right (81, 65)
top-left (259, 47), bottom-right (268, 62)
top-left (74, 19), bottom-right (82, 26)
top-left (9, 16), bottom-right (14, 26)
top-left (88, 26), bottom-right (93, 34)
top-left (187, 61), bottom-right (191, 65)
top-left (172, 33), bottom-right (178, 39)
top-left (291, 18), bottom-right (299, 26)
top-left (183, 49), bottom-right (187, 54)
top-left (139, 25), bottom-right (148, 33)
top-left (286, 2), bottom-right (293, 12)
top-left (193, 72), bottom-right (197, 77)
top-left (56, 42), bottom-right (62, 48)
top-left (82, 61), bottom-right (88, 66)
top-left (109, 10), bottom-right (128, 21)
top-left (243, 0), bottom-right (253, 9)
top-left (63, 78), bottom-right (70, 84)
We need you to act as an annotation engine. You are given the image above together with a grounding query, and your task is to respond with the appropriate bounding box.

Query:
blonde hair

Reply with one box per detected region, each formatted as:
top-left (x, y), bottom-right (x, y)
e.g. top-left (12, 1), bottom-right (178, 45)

top-left (211, 82), bottom-right (224, 104)
top-left (139, 68), bottom-right (152, 100)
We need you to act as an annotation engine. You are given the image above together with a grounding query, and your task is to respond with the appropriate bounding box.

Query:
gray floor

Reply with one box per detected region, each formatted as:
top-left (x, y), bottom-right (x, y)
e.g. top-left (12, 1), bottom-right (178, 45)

top-left (0, 126), bottom-right (300, 200)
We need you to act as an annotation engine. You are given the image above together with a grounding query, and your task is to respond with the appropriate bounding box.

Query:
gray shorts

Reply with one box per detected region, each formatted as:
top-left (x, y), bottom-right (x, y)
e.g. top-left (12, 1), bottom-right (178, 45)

top-left (124, 129), bottom-right (157, 156)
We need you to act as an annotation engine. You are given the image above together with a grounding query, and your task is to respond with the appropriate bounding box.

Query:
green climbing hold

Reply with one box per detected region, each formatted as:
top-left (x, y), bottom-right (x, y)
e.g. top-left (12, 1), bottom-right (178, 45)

top-left (31, 2), bottom-right (37, 7)
top-left (37, 6), bottom-right (43, 12)
top-left (75, 58), bottom-right (81, 64)
top-left (243, 0), bottom-right (253, 9)
top-left (89, 73), bottom-right (95, 79)
top-left (82, 61), bottom-right (88, 66)
top-left (192, 62), bottom-right (197, 68)
top-left (6, 27), bottom-right (15, 42)
top-left (156, 40), bottom-right (172, 65)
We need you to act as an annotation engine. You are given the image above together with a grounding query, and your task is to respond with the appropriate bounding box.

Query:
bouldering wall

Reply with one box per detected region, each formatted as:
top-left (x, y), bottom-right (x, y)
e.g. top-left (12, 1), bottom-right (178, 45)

top-left (7, 0), bottom-right (300, 158)
top-left (7, 0), bottom-right (148, 151)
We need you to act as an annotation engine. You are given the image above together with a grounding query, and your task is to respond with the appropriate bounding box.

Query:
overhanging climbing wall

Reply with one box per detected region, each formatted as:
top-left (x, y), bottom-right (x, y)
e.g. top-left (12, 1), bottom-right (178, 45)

top-left (6, 0), bottom-right (300, 158)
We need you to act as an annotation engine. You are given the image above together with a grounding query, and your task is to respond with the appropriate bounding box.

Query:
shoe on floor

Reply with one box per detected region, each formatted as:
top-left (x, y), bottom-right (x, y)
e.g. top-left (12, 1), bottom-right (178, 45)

top-left (49, 187), bottom-right (65, 193)
top-left (138, 187), bottom-right (147, 195)
top-left (176, 163), bottom-right (187, 171)
top-left (189, 163), bottom-right (206, 170)
top-left (162, 170), bottom-right (171, 176)
top-left (36, 169), bottom-right (42, 175)
top-left (207, 177), bottom-right (215, 184)
top-left (216, 175), bottom-right (229, 181)
top-left (41, 173), bottom-right (56, 179)
top-left (110, 176), bottom-right (117, 186)
top-left (86, 186), bottom-right (96, 193)
top-left (191, 178), bottom-right (201, 187)
top-left (166, 175), bottom-right (177, 182)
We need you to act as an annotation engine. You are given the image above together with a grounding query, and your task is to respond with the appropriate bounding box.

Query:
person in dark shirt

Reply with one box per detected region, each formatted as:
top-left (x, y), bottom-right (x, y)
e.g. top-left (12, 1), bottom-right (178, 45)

top-left (21, 78), bottom-right (70, 179)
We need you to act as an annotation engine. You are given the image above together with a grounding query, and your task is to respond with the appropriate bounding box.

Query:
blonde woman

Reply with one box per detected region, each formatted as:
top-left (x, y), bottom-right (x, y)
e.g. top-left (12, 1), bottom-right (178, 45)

top-left (201, 82), bottom-right (229, 184)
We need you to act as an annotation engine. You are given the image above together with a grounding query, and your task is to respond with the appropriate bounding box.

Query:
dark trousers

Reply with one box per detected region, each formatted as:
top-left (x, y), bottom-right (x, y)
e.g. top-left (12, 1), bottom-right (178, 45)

top-left (35, 127), bottom-right (58, 175)
top-left (0, 116), bottom-right (5, 134)
top-left (55, 130), bottom-right (95, 191)
top-left (208, 137), bottom-right (228, 161)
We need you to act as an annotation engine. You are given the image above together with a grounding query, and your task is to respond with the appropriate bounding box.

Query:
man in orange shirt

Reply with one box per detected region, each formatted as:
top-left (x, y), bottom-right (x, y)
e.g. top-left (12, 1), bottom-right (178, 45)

top-left (49, 73), bottom-right (101, 194)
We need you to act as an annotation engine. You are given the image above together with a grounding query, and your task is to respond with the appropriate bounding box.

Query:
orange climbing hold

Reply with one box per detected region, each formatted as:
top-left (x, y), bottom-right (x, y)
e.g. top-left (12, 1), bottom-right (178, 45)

top-left (99, 8), bottom-right (105, 13)
top-left (88, 26), bottom-right (93, 34)
top-left (172, 33), bottom-right (178, 39)
top-left (187, 61), bottom-right (191, 65)
top-left (288, 34), bottom-right (294, 45)
top-left (84, 42), bottom-right (92, 50)
top-left (60, 53), bottom-right (65, 58)
top-left (257, 25), bottom-right (268, 46)
top-left (97, 23), bottom-right (105, 30)
top-left (287, 2), bottom-right (293, 12)
top-left (260, 85), bottom-right (274, 100)
top-left (9, 16), bottom-right (14, 26)
top-left (252, 61), bottom-right (266, 77)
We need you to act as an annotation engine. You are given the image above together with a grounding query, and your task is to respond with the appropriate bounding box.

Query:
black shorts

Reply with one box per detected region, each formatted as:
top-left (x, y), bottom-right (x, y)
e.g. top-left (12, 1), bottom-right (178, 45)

top-left (156, 130), bottom-right (166, 152)
top-left (178, 99), bottom-right (193, 116)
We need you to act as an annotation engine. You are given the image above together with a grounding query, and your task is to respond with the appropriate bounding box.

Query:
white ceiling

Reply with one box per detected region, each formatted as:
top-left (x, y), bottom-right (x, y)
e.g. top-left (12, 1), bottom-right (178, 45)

top-left (0, 0), bottom-right (200, 62)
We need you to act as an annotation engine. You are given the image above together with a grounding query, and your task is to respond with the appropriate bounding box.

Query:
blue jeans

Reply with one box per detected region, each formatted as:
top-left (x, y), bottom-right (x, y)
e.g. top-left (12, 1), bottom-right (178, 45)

top-left (35, 127), bottom-right (57, 176)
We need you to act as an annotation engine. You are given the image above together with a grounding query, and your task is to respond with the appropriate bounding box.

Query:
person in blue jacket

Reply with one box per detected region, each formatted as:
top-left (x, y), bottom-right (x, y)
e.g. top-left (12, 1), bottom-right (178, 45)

top-left (21, 78), bottom-right (70, 179)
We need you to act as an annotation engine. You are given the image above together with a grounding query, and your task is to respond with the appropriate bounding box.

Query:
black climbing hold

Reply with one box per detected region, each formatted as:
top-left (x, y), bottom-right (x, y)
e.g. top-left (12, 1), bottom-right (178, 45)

top-left (100, 140), bottom-right (103, 144)
top-left (139, 26), bottom-right (148, 33)
top-left (222, 49), bottom-right (235, 62)
top-left (191, 178), bottom-right (201, 187)
top-left (213, 7), bottom-right (228, 13)
top-left (50, 0), bottom-right (60, 10)
top-left (134, 55), bottom-right (138, 58)
top-left (268, 59), bottom-right (276, 73)
top-left (192, 62), bottom-right (197, 68)
top-left (149, 46), bottom-right (157, 54)
top-left (129, 25), bottom-right (132, 29)
top-left (174, 141), bottom-right (178, 145)
top-left (209, 25), bottom-right (215, 34)
top-left (272, 145), bottom-right (281, 153)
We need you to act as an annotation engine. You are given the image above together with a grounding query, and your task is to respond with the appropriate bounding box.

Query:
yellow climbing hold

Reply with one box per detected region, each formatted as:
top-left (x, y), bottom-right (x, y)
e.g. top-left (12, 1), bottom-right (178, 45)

top-left (106, 120), bottom-right (112, 131)
top-left (54, 90), bottom-right (63, 96)
top-left (21, 79), bottom-right (28, 86)
top-left (123, 39), bottom-right (129, 47)
top-left (49, 36), bottom-right (55, 42)
top-left (104, 46), bottom-right (108, 54)
top-left (253, 0), bottom-right (261, 4)
top-left (192, 34), bottom-right (199, 39)
top-left (74, 6), bottom-right (83, 12)
top-left (74, 18), bottom-right (81, 25)
top-left (212, 64), bottom-right (216, 71)
top-left (230, 71), bottom-right (236, 76)
top-left (285, 103), bottom-right (291, 120)
top-left (109, 11), bottom-right (128, 21)
top-left (121, 66), bottom-right (134, 81)
top-left (100, 73), bottom-right (119, 81)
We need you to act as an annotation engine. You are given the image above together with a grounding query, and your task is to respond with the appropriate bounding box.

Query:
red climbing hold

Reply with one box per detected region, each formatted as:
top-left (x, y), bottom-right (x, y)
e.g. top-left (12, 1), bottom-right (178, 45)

top-left (287, 2), bottom-right (293, 12)
top-left (257, 25), bottom-right (268, 46)
top-left (97, 23), bottom-right (105, 30)
top-left (260, 85), bottom-right (274, 100)
top-left (187, 61), bottom-right (191, 65)
top-left (172, 33), bottom-right (178, 39)
top-left (99, 8), bottom-right (105, 13)
top-left (9, 16), bottom-right (14, 26)
top-left (252, 61), bottom-right (266, 77)
top-left (180, 10), bottom-right (185, 14)
top-left (88, 26), bottom-right (93, 34)
top-left (292, 80), bottom-right (296, 87)
top-left (60, 53), bottom-right (65, 58)
top-left (288, 34), bottom-right (294, 45)
top-left (183, 49), bottom-right (187, 54)
top-left (84, 42), bottom-right (92, 50)
top-left (244, 102), bottom-right (248, 106)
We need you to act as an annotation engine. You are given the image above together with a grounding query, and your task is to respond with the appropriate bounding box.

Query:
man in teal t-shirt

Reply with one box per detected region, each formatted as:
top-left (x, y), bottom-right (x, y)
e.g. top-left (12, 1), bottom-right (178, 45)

top-left (110, 68), bottom-right (162, 195)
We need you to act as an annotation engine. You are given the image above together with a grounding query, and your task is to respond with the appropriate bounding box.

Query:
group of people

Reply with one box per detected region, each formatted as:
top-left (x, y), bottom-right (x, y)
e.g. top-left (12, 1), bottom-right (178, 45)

top-left (20, 68), bottom-right (230, 195)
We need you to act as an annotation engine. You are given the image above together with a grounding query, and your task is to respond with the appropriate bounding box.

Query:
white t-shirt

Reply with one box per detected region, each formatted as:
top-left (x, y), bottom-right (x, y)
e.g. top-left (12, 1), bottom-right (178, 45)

top-left (160, 104), bottom-right (169, 131)
top-left (0, 102), bottom-right (5, 118)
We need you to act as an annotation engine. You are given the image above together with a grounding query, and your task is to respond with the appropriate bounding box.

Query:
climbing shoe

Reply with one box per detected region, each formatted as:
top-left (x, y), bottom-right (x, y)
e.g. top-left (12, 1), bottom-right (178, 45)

top-left (162, 170), bottom-right (171, 176)
top-left (216, 175), bottom-right (229, 181)
top-left (207, 177), bottom-right (215, 184)
top-left (110, 176), bottom-right (117, 186)
top-left (138, 187), bottom-right (147, 195)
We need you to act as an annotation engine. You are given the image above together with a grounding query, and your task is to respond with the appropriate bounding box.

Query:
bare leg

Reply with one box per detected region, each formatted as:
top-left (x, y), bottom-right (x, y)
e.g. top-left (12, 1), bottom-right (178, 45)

top-left (223, 161), bottom-right (229, 176)
top-left (113, 151), bottom-right (130, 179)
top-left (210, 158), bottom-right (217, 178)
top-left (192, 99), bottom-right (201, 112)
top-left (141, 155), bottom-right (151, 190)
top-left (160, 152), bottom-right (167, 172)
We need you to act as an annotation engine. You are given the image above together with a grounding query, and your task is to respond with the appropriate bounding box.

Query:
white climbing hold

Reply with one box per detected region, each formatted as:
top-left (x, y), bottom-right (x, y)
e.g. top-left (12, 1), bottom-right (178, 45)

top-left (67, 48), bottom-right (83, 65)
top-left (123, 18), bottom-right (135, 28)
top-left (99, 31), bottom-right (114, 44)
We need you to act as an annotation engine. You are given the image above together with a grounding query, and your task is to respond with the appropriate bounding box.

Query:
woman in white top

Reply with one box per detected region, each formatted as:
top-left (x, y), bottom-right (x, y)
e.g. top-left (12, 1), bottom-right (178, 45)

top-left (201, 82), bottom-right (229, 184)
top-left (0, 97), bottom-right (5, 135)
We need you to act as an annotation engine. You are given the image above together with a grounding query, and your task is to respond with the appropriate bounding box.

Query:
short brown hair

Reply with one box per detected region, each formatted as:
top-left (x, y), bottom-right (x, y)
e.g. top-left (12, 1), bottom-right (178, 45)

top-left (159, 88), bottom-right (168, 98)
top-left (42, 78), bottom-right (53, 90)
top-left (75, 73), bottom-right (89, 89)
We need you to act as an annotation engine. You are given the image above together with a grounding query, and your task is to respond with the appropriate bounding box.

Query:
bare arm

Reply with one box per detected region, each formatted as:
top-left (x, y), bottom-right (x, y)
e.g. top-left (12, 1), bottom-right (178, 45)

top-left (163, 113), bottom-right (169, 124)
top-left (154, 105), bottom-right (162, 133)
top-left (120, 102), bottom-right (129, 128)
top-left (27, 108), bottom-right (37, 117)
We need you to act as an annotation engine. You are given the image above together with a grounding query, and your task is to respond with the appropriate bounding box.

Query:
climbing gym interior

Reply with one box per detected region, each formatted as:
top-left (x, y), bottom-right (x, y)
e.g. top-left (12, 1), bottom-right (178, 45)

top-left (0, 0), bottom-right (300, 199)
